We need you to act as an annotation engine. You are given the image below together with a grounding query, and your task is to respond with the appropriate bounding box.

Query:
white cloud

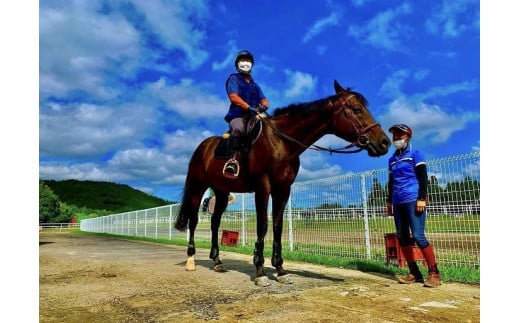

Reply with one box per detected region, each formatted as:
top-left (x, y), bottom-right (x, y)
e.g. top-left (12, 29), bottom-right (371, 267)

top-left (40, 145), bottom-right (191, 186)
top-left (40, 2), bottom-right (142, 100)
top-left (348, 2), bottom-right (412, 51)
top-left (414, 69), bottom-right (430, 81)
top-left (297, 152), bottom-right (344, 181)
top-left (382, 98), bottom-right (470, 143)
top-left (131, 0), bottom-right (210, 69)
top-left (145, 78), bottom-right (228, 118)
top-left (379, 69), bottom-right (410, 98)
top-left (39, 102), bottom-right (156, 158)
top-left (283, 70), bottom-right (318, 99)
top-left (39, 162), bottom-right (113, 182)
top-left (212, 41), bottom-right (238, 71)
top-left (107, 148), bottom-right (189, 183)
top-left (425, 0), bottom-right (479, 38)
top-left (415, 80), bottom-right (479, 101)
top-left (351, 0), bottom-right (370, 7)
top-left (39, 0), bottom-right (212, 104)
top-left (378, 69), bottom-right (479, 145)
top-left (163, 129), bottom-right (215, 154)
top-left (302, 12), bottom-right (342, 43)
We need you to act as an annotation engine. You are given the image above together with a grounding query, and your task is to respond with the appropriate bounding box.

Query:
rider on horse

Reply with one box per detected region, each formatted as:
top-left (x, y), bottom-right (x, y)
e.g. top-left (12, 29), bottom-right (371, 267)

top-left (223, 50), bottom-right (269, 178)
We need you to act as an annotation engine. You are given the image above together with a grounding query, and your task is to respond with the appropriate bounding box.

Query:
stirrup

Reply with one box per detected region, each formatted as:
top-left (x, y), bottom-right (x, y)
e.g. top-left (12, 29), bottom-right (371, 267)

top-left (223, 159), bottom-right (240, 178)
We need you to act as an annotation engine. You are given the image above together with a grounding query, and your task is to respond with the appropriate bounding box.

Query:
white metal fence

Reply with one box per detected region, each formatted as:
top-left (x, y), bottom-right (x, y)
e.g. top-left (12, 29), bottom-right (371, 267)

top-left (81, 152), bottom-right (480, 268)
top-left (39, 223), bottom-right (81, 231)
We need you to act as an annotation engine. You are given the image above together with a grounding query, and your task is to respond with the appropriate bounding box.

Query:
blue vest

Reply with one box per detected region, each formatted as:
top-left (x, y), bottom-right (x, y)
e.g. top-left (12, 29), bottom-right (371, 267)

top-left (388, 144), bottom-right (426, 204)
top-left (224, 73), bottom-right (266, 122)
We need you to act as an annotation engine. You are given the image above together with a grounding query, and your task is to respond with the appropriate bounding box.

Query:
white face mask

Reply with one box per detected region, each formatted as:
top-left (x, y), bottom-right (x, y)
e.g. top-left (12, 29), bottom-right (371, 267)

top-left (237, 60), bottom-right (252, 73)
top-left (393, 139), bottom-right (406, 149)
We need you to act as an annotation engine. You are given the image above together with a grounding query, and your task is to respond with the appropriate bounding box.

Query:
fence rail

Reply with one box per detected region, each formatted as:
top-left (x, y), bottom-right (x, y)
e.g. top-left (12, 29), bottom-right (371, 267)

top-left (39, 223), bottom-right (81, 231)
top-left (80, 152), bottom-right (480, 269)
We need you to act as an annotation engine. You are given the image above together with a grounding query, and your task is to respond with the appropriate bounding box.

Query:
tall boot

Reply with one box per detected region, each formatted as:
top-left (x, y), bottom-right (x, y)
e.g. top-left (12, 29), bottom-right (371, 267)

top-left (421, 244), bottom-right (441, 287)
top-left (396, 245), bottom-right (424, 284)
top-left (223, 136), bottom-right (241, 178)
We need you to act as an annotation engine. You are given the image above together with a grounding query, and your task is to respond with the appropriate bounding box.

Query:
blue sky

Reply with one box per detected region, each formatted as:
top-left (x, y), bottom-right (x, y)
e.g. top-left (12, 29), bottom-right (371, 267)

top-left (38, 0), bottom-right (480, 202)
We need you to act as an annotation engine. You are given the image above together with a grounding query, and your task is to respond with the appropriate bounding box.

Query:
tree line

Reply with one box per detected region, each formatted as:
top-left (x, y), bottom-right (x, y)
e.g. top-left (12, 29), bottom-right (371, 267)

top-left (314, 175), bottom-right (480, 213)
top-left (368, 175), bottom-right (480, 209)
top-left (39, 179), bottom-right (174, 223)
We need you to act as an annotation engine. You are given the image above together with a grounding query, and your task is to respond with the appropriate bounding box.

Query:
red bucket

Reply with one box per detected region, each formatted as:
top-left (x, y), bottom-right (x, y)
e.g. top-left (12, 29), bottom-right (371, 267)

top-left (221, 230), bottom-right (239, 247)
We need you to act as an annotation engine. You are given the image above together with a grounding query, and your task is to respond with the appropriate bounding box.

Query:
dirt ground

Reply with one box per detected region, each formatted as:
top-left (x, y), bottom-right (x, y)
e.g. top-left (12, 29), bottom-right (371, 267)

top-left (39, 231), bottom-right (480, 322)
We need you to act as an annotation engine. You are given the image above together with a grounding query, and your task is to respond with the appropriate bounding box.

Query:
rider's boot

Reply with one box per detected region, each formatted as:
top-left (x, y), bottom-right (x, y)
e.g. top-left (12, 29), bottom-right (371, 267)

top-left (223, 136), bottom-right (241, 178)
top-left (421, 244), bottom-right (442, 287)
top-left (396, 245), bottom-right (424, 284)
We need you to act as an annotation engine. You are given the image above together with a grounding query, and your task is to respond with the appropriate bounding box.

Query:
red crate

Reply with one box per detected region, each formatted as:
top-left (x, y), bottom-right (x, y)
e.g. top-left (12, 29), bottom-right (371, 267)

top-left (221, 230), bottom-right (239, 247)
top-left (384, 233), bottom-right (426, 268)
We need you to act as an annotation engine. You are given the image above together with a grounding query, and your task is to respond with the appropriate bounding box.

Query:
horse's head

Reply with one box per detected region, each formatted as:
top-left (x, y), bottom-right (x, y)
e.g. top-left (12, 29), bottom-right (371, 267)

top-left (330, 80), bottom-right (390, 157)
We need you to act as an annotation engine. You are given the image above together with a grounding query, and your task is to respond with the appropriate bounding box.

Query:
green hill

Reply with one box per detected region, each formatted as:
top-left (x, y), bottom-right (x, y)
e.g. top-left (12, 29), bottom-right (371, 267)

top-left (43, 179), bottom-right (175, 213)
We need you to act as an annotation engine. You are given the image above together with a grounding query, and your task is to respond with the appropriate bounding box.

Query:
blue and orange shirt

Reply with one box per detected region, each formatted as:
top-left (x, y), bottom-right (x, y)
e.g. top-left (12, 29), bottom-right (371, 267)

top-left (388, 144), bottom-right (426, 204)
top-left (224, 73), bottom-right (268, 122)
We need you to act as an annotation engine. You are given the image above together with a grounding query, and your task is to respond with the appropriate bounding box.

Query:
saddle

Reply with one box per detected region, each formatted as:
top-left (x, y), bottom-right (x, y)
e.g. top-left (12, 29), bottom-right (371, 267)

top-left (214, 114), bottom-right (264, 160)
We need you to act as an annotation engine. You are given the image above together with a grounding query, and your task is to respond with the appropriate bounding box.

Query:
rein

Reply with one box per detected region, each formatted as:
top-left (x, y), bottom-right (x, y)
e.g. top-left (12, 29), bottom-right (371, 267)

top-left (259, 94), bottom-right (380, 154)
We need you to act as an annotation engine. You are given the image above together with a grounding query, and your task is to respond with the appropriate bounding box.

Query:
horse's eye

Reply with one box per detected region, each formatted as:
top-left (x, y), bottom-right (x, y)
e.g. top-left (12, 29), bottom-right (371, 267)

top-left (353, 108), bottom-right (362, 115)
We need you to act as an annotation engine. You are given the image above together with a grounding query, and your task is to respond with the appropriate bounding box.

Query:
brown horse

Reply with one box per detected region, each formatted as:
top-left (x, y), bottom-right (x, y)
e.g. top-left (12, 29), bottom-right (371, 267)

top-left (174, 80), bottom-right (390, 286)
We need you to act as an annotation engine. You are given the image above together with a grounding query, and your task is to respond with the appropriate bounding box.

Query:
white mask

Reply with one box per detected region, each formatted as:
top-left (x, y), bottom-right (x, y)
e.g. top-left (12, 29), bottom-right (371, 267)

top-left (393, 139), bottom-right (406, 149)
top-left (237, 60), bottom-right (252, 73)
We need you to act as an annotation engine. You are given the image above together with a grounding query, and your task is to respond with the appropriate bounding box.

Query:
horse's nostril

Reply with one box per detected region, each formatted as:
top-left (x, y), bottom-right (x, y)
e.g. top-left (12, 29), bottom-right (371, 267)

top-left (381, 137), bottom-right (390, 149)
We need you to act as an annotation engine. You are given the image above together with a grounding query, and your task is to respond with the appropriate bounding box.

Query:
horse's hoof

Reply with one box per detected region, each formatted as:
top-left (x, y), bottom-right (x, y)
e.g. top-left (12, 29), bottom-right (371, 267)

top-left (255, 276), bottom-right (271, 287)
top-left (276, 274), bottom-right (293, 284)
top-left (214, 264), bottom-right (227, 272)
top-left (185, 256), bottom-right (196, 271)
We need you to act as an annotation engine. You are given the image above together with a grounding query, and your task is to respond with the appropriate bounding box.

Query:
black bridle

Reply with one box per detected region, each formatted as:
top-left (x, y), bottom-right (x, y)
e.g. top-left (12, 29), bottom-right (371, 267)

top-left (260, 94), bottom-right (380, 154)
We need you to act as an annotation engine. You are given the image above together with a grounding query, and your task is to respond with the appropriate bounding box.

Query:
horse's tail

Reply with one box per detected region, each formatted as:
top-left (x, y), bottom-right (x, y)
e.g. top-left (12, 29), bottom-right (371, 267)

top-left (174, 188), bottom-right (191, 232)
top-left (174, 140), bottom-right (209, 232)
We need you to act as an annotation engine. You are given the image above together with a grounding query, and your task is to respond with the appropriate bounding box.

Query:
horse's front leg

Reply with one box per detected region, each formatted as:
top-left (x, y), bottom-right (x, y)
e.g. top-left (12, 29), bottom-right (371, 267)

top-left (209, 190), bottom-right (229, 272)
top-left (253, 187), bottom-right (270, 286)
top-left (271, 185), bottom-right (292, 284)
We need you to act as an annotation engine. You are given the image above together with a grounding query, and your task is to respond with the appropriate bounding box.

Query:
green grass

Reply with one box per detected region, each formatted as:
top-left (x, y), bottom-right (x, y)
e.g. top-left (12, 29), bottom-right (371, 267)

top-left (71, 229), bottom-right (479, 285)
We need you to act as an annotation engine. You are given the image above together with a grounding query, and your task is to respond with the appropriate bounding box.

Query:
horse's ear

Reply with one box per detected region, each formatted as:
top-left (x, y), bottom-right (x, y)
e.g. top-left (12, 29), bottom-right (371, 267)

top-left (334, 80), bottom-right (345, 94)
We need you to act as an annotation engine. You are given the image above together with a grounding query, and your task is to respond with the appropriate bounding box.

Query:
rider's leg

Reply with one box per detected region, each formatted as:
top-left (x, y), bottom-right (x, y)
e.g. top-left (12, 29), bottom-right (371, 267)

top-left (223, 118), bottom-right (244, 176)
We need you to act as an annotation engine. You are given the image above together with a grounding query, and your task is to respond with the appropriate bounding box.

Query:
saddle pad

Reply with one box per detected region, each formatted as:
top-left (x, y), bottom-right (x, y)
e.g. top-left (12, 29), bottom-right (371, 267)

top-left (214, 138), bottom-right (233, 159)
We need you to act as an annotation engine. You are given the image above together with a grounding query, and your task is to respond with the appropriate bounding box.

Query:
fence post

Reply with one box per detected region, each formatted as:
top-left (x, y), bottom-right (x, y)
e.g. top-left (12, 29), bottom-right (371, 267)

top-left (155, 208), bottom-right (158, 239)
top-left (361, 173), bottom-right (372, 260)
top-left (241, 193), bottom-right (246, 246)
top-left (169, 204), bottom-right (173, 240)
top-left (288, 195), bottom-right (294, 251)
top-left (144, 209), bottom-right (148, 237)
top-left (135, 211), bottom-right (138, 236)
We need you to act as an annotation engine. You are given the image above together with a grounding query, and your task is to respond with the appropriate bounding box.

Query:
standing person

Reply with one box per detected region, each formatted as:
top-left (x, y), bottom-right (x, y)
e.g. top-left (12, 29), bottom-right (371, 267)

top-left (223, 50), bottom-right (269, 178)
top-left (386, 124), bottom-right (441, 287)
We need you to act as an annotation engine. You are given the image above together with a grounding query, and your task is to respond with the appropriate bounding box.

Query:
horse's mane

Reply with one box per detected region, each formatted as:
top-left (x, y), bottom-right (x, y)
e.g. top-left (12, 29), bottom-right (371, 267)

top-left (272, 87), bottom-right (368, 117)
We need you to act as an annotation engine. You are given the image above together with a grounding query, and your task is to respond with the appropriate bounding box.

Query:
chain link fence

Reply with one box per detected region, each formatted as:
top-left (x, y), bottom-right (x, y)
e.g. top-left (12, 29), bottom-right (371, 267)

top-left (81, 152), bottom-right (480, 268)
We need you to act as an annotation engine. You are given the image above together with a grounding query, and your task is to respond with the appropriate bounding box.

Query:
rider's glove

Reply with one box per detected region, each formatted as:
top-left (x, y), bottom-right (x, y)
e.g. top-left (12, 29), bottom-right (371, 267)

top-left (257, 104), bottom-right (268, 113)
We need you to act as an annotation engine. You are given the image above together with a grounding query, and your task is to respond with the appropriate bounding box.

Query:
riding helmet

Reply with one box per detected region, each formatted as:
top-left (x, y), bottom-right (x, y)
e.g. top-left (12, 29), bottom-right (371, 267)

top-left (389, 124), bottom-right (413, 138)
top-left (234, 50), bottom-right (254, 68)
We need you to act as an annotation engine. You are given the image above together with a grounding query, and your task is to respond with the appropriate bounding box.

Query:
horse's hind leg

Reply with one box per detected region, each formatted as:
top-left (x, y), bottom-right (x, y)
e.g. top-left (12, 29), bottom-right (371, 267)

top-left (185, 204), bottom-right (200, 271)
top-left (177, 182), bottom-right (207, 271)
top-left (209, 189), bottom-right (229, 272)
